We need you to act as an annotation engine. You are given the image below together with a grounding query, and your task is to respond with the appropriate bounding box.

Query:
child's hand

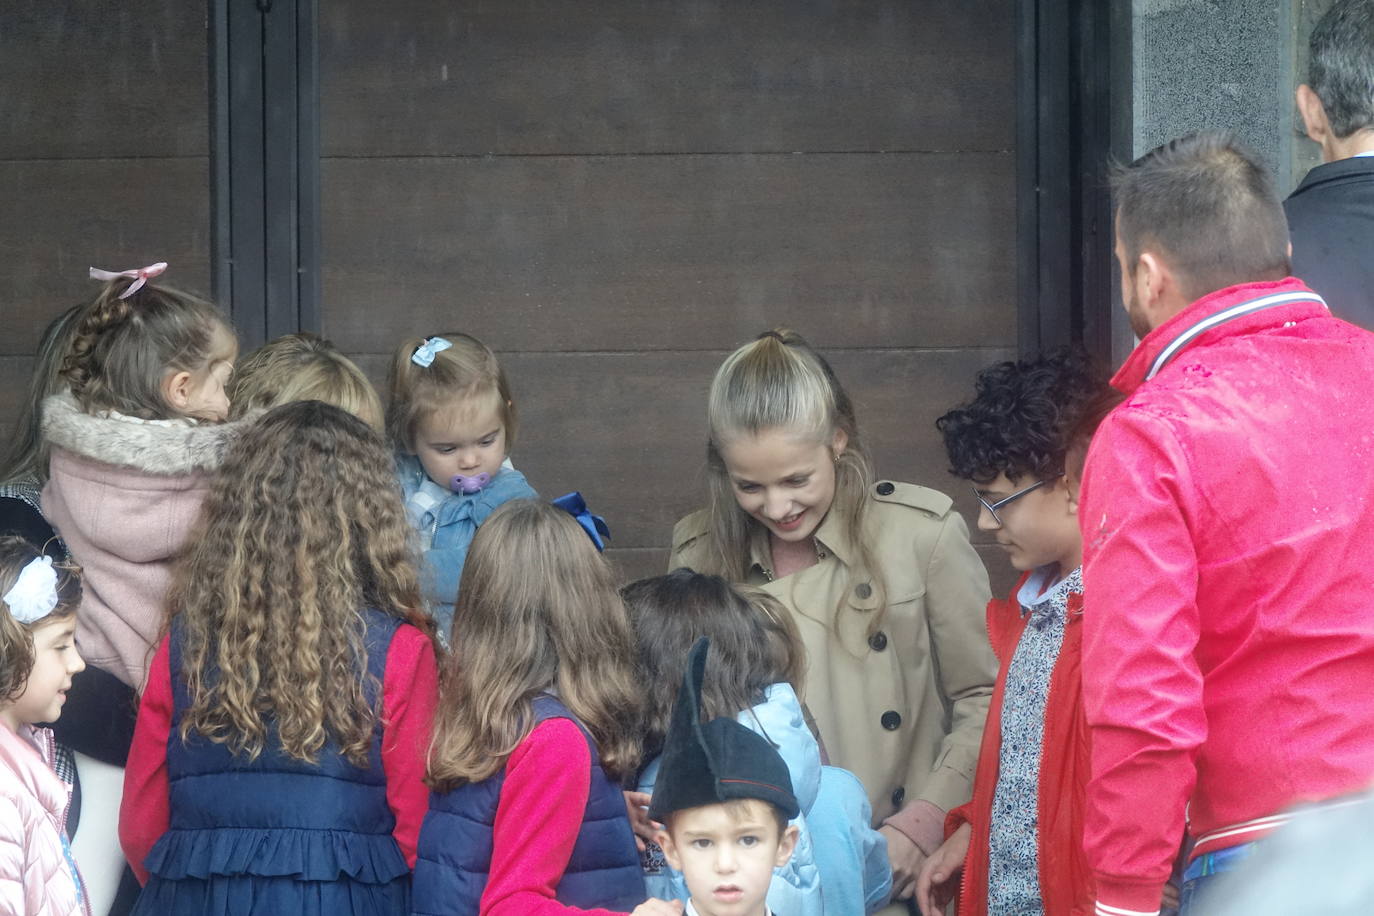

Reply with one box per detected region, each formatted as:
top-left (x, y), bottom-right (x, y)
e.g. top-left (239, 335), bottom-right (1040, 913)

top-left (631, 899), bottom-right (684, 915)
top-left (880, 824), bottom-right (929, 900)
top-left (916, 822), bottom-right (971, 916)
top-left (622, 790), bottom-right (660, 852)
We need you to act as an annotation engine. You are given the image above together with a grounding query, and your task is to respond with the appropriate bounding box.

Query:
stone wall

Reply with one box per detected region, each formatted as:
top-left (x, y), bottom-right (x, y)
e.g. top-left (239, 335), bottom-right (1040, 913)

top-left (1131, 0), bottom-right (1334, 193)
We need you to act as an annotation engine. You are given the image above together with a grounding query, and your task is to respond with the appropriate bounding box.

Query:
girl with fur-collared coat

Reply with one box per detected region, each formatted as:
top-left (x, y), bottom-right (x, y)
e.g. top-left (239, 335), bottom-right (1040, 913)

top-left (39, 266), bottom-right (241, 691)
top-left (37, 265), bottom-right (242, 916)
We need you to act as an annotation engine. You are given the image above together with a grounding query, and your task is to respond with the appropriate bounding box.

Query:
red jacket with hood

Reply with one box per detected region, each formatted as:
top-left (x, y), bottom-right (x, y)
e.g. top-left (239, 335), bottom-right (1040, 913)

top-left (1078, 278), bottom-right (1374, 916)
top-left (946, 573), bottom-right (1093, 916)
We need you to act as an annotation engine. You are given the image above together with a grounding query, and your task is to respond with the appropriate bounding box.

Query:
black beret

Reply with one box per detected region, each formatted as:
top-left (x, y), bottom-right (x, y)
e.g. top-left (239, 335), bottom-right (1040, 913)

top-left (648, 637), bottom-right (799, 823)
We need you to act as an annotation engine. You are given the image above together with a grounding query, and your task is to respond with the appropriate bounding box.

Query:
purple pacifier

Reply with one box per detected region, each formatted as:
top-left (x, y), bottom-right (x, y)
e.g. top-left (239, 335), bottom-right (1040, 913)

top-left (449, 472), bottom-right (491, 495)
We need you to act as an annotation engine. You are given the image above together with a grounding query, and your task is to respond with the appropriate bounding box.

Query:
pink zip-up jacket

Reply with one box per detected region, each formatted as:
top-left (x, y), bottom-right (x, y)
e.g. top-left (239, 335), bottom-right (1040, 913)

top-left (0, 724), bottom-right (86, 916)
top-left (1078, 278), bottom-right (1374, 916)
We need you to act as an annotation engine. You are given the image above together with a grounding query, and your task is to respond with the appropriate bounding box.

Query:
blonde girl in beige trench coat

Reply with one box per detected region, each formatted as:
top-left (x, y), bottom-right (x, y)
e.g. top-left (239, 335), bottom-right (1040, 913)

top-left (670, 329), bottom-right (996, 912)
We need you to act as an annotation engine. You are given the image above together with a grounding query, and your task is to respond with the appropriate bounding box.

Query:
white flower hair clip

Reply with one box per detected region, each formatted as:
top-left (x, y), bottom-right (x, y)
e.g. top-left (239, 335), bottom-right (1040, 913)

top-left (3, 556), bottom-right (59, 625)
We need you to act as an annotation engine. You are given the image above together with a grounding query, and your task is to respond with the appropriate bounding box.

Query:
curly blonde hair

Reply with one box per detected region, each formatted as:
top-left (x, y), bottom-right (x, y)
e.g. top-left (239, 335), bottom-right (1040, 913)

top-left (0, 536), bottom-right (81, 703)
top-left (171, 401), bottom-right (432, 766)
top-left (427, 499), bottom-right (641, 791)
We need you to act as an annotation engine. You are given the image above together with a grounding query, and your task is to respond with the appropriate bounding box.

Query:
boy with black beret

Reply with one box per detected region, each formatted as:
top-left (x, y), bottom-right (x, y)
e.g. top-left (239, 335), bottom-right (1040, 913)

top-left (650, 638), bottom-right (801, 916)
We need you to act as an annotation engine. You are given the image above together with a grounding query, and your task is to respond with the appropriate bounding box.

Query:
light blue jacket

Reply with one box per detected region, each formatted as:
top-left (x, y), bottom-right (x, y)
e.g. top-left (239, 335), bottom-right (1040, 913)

top-left (396, 455), bottom-right (536, 639)
top-left (638, 684), bottom-right (892, 916)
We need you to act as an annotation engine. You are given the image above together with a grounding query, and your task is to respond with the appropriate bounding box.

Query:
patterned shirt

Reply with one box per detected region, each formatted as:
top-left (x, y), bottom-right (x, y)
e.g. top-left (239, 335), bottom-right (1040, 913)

top-left (987, 565), bottom-right (1081, 916)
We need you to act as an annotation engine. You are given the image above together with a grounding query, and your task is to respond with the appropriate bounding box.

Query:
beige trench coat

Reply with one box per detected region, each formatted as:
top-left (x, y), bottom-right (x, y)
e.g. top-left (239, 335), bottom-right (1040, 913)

top-left (670, 480), bottom-right (995, 827)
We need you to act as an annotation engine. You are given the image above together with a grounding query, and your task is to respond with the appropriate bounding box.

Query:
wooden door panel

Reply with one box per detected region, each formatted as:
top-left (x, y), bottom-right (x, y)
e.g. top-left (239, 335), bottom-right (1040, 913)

top-left (0, 159), bottom-right (212, 357)
top-left (322, 152), bottom-right (1014, 353)
top-left (321, 0), bottom-right (1014, 157)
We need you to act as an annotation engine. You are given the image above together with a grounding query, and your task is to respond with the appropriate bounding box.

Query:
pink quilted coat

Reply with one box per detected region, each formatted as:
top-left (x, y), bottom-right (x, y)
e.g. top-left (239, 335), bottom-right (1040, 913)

top-left (40, 393), bottom-right (246, 689)
top-left (0, 724), bottom-right (86, 916)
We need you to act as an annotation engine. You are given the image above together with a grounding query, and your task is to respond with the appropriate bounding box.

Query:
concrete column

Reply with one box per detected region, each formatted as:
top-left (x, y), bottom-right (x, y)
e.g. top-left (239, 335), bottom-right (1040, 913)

top-left (1131, 0), bottom-right (1333, 194)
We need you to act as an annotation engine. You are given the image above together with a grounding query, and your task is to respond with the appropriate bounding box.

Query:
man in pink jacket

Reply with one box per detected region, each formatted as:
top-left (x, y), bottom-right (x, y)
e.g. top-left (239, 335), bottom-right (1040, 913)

top-left (1079, 130), bottom-right (1374, 916)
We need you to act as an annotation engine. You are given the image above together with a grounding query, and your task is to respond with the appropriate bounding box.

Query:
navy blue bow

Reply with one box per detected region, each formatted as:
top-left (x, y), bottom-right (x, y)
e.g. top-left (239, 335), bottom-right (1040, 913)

top-left (552, 491), bottom-right (611, 552)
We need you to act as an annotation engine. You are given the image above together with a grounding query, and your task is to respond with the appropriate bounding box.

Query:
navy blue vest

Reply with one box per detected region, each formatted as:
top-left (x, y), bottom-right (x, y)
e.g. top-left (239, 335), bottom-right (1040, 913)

top-left (144, 609), bottom-right (410, 886)
top-left (411, 695), bottom-right (645, 915)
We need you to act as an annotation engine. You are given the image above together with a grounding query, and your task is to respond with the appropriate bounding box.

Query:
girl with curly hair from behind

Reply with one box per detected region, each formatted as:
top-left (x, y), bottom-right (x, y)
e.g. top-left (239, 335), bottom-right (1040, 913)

top-left (118, 401), bottom-right (439, 916)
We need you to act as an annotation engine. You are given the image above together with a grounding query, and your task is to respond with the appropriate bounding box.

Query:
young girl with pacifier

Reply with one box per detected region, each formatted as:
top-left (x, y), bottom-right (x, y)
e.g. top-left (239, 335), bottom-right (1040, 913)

top-left (670, 329), bottom-right (996, 910)
top-left (413, 498), bottom-right (671, 916)
top-left (119, 400), bottom-right (439, 914)
top-left (0, 535), bottom-right (88, 916)
top-left (625, 569), bottom-right (892, 916)
top-left (387, 333), bottom-right (536, 639)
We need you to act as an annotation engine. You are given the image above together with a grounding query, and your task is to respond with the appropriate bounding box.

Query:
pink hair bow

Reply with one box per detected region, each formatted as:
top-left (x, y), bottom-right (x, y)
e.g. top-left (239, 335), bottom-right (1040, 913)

top-left (89, 261), bottom-right (168, 299)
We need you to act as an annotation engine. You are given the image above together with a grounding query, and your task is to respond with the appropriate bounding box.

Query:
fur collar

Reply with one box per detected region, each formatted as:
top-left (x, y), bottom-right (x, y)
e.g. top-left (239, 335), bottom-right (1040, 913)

top-left (41, 392), bottom-right (246, 476)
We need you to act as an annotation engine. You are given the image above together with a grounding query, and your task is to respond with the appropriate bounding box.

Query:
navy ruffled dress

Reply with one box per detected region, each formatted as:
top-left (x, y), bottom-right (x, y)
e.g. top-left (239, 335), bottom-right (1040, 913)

top-left (131, 611), bottom-right (410, 915)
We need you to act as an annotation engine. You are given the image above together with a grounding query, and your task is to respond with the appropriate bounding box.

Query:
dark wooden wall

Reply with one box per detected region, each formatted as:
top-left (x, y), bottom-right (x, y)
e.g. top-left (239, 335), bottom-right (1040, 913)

top-left (2, 1), bottom-right (1019, 595)
top-left (0, 1), bottom-right (212, 424)
top-left (319, 0), bottom-right (1019, 589)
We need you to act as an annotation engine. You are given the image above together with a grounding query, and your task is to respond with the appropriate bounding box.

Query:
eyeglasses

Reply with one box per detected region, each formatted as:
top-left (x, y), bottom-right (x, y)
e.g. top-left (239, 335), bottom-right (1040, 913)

top-left (973, 478), bottom-right (1051, 526)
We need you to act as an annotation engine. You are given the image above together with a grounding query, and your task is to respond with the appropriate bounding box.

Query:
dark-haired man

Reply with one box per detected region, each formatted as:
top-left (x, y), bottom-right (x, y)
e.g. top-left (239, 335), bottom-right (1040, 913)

top-left (1080, 131), bottom-right (1374, 916)
top-left (1285, 0), bottom-right (1374, 326)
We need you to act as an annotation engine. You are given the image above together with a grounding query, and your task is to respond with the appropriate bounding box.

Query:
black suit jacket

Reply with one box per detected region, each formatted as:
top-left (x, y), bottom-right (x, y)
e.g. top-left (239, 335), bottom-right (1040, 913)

top-left (1285, 155), bottom-right (1374, 330)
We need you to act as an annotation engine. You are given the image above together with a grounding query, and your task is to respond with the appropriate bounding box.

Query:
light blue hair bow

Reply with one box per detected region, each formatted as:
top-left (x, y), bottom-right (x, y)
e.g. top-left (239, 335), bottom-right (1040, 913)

top-left (552, 492), bottom-right (611, 552)
top-left (411, 336), bottom-right (453, 368)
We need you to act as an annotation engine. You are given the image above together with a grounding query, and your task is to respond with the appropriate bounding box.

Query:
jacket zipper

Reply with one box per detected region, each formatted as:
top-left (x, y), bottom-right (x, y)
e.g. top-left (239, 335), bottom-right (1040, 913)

top-left (958, 848), bottom-right (972, 915)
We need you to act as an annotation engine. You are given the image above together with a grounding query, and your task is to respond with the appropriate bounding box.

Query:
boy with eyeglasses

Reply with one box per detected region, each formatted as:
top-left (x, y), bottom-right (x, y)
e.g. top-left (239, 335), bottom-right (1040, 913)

top-left (917, 348), bottom-right (1148, 916)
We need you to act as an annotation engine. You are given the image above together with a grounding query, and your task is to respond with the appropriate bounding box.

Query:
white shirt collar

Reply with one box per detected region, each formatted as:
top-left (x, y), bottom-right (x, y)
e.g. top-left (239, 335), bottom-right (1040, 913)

top-left (1016, 564), bottom-right (1080, 609)
top-left (685, 902), bottom-right (771, 916)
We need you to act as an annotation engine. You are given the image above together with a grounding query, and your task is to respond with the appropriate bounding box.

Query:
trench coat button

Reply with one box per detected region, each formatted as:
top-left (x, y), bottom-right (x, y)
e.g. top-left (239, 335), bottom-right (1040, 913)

top-left (891, 786), bottom-right (905, 809)
top-left (855, 582), bottom-right (873, 600)
top-left (881, 710), bottom-right (902, 731)
top-left (869, 631), bottom-right (888, 651)
top-left (876, 481), bottom-right (895, 496)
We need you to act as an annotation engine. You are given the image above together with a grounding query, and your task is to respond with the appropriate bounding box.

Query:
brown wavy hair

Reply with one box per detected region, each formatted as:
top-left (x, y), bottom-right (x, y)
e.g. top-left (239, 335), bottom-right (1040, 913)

top-left (0, 305), bottom-right (83, 485)
top-left (62, 274), bottom-right (230, 420)
top-left (385, 333), bottom-right (517, 453)
top-left (0, 536), bottom-right (82, 702)
top-left (701, 328), bottom-right (886, 630)
top-left (170, 400), bottom-right (433, 766)
top-left (427, 499), bottom-right (641, 791)
top-left (229, 333), bottom-right (384, 432)
top-left (623, 569), bottom-right (805, 759)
